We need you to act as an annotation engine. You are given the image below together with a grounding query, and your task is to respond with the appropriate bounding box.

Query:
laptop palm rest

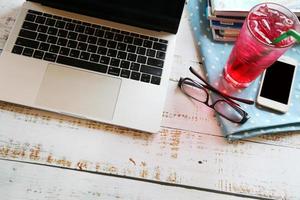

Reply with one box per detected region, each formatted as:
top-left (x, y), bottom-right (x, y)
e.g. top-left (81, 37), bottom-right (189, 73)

top-left (35, 64), bottom-right (121, 120)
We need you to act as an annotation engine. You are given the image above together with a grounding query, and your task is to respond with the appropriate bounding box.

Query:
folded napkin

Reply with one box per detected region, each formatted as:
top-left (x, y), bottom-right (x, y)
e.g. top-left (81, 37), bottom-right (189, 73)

top-left (187, 0), bottom-right (300, 140)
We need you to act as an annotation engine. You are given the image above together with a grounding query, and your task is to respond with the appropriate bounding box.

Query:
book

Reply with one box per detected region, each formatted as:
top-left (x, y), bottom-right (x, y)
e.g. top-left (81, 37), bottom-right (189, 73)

top-left (210, 20), bottom-right (243, 30)
top-left (211, 29), bottom-right (237, 42)
top-left (210, 0), bottom-right (300, 17)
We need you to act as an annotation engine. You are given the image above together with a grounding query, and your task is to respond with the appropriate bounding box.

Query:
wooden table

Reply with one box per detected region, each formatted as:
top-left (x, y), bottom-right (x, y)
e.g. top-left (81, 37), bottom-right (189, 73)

top-left (1, 1), bottom-right (300, 199)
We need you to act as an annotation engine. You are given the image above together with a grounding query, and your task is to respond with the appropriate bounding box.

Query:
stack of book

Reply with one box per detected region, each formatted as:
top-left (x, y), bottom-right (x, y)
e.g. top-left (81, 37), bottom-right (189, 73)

top-left (207, 0), bottom-right (300, 42)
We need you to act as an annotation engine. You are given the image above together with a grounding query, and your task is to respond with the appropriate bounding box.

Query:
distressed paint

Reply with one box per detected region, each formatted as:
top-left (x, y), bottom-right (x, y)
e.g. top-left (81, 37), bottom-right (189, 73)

top-left (0, 1), bottom-right (300, 200)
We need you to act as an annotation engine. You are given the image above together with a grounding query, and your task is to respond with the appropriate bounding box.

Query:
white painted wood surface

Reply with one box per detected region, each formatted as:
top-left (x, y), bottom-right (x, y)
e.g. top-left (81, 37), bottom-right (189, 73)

top-left (1, 1), bottom-right (300, 199)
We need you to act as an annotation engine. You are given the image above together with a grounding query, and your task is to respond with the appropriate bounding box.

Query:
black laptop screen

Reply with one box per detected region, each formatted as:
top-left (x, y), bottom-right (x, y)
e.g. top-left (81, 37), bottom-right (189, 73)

top-left (30, 0), bottom-right (185, 33)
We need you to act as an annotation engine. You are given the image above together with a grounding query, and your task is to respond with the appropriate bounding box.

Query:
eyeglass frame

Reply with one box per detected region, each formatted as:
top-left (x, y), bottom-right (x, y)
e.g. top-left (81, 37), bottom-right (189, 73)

top-left (178, 67), bottom-right (254, 124)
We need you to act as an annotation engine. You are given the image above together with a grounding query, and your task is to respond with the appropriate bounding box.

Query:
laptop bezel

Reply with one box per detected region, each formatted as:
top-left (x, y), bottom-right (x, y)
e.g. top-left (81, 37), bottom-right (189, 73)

top-left (27, 0), bottom-right (186, 34)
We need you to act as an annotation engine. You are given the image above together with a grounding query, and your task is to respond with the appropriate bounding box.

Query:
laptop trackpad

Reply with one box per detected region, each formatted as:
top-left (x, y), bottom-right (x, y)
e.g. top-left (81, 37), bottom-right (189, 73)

top-left (35, 64), bottom-right (121, 120)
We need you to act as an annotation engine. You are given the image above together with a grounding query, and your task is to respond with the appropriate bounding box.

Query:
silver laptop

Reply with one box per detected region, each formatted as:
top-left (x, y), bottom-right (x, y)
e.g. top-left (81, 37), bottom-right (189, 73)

top-left (0, 0), bottom-right (185, 133)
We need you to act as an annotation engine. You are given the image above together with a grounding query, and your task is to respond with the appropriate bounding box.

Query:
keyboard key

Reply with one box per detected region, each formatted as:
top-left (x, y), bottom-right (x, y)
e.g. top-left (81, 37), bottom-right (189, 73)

top-left (151, 76), bottom-right (161, 85)
top-left (33, 50), bottom-right (44, 59)
top-left (77, 42), bottom-right (88, 51)
top-left (95, 29), bottom-right (104, 37)
top-left (90, 54), bottom-right (100, 62)
top-left (120, 60), bottom-right (130, 69)
top-left (137, 55), bottom-right (147, 64)
top-left (85, 27), bottom-right (95, 35)
top-left (107, 41), bottom-right (117, 49)
top-left (80, 52), bottom-right (90, 60)
top-left (58, 29), bottom-right (68, 38)
top-left (104, 31), bottom-right (114, 39)
top-left (87, 36), bottom-right (97, 44)
top-left (127, 45), bottom-right (136, 53)
top-left (28, 10), bottom-right (42, 15)
top-left (117, 51), bottom-right (127, 59)
top-left (35, 16), bottom-right (46, 24)
top-left (143, 40), bottom-right (153, 48)
top-left (25, 13), bottom-right (36, 22)
top-left (159, 39), bottom-right (168, 44)
top-left (117, 43), bottom-right (126, 51)
top-left (141, 73), bottom-right (151, 83)
top-left (48, 27), bottom-right (58, 35)
top-left (75, 25), bottom-right (85, 33)
top-left (22, 21), bottom-right (38, 31)
top-left (127, 53), bottom-right (137, 62)
top-left (97, 47), bottom-right (108, 55)
top-left (57, 55), bottom-right (108, 73)
top-left (49, 45), bottom-right (60, 54)
top-left (110, 58), bottom-right (120, 67)
top-left (37, 33), bottom-right (48, 42)
top-left (37, 25), bottom-right (48, 33)
top-left (39, 43), bottom-right (50, 51)
top-left (55, 20), bottom-right (66, 29)
top-left (156, 51), bottom-right (166, 60)
top-left (146, 49), bottom-right (156, 57)
top-left (137, 47), bottom-right (146, 55)
top-left (65, 23), bottom-right (76, 31)
top-left (114, 34), bottom-right (124, 42)
top-left (16, 37), bottom-right (39, 49)
top-left (78, 34), bottom-right (88, 42)
top-left (47, 36), bottom-right (58, 44)
top-left (97, 38), bottom-right (107, 46)
top-left (147, 58), bottom-right (164, 68)
top-left (100, 56), bottom-right (110, 64)
top-left (59, 47), bottom-right (70, 56)
top-left (124, 36), bottom-right (133, 44)
top-left (133, 38), bottom-right (143, 46)
top-left (153, 42), bottom-right (167, 51)
top-left (67, 40), bottom-right (78, 48)
top-left (87, 44), bottom-right (97, 53)
top-left (57, 38), bottom-right (68, 46)
top-left (12, 45), bottom-right (23, 54)
top-left (140, 35), bottom-right (149, 39)
top-left (43, 13), bottom-right (52, 18)
top-left (45, 18), bottom-right (56, 26)
top-left (70, 49), bottom-right (80, 58)
top-left (67, 32), bottom-right (78, 40)
top-left (108, 67), bottom-right (120, 76)
top-left (140, 65), bottom-right (162, 76)
top-left (19, 29), bottom-right (37, 40)
top-left (107, 49), bottom-right (117, 57)
top-left (120, 69), bottom-right (130, 78)
top-left (130, 63), bottom-right (140, 71)
top-left (130, 71), bottom-right (141, 81)
top-left (43, 52), bottom-right (57, 62)
top-left (53, 15), bottom-right (62, 20)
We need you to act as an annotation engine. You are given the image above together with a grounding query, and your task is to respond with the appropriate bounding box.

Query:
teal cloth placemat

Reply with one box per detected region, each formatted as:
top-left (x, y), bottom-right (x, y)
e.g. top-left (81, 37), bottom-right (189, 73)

top-left (187, 0), bottom-right (300, 140)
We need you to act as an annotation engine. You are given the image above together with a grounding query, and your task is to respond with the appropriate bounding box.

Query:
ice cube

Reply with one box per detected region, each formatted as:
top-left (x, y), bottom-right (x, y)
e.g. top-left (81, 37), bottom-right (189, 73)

top-left (253, 26), bottom-right (272, 44)
top-left (250, 11), bottom-right (267, 20)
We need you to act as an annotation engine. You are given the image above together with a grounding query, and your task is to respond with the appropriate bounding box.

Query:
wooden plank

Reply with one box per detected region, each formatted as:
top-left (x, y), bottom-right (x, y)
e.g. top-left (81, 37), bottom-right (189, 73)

top-left (0, 103), bottom-right (300, 199)
top-left (0, 160), bottom-right (258, 200)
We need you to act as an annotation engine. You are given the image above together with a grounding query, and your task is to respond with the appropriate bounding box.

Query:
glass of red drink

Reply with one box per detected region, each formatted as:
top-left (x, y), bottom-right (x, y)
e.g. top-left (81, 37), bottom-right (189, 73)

top-left (224, 3), bottom-right (299, 88)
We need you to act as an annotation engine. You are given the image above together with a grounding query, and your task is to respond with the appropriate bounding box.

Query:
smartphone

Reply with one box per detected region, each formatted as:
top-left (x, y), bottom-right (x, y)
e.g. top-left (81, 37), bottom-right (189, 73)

top-left (256, 56), bottom-right (298, 113)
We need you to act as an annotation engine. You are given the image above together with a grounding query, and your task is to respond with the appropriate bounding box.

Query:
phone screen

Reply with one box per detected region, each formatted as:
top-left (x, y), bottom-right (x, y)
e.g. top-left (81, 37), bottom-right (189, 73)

top-left (260, 60), bottom-right (295, 105)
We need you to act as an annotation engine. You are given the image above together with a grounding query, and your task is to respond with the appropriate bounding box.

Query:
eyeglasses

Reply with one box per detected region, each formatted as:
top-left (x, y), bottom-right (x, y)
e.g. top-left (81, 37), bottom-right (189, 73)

top-left (178, 67), bottom-right (254, 124)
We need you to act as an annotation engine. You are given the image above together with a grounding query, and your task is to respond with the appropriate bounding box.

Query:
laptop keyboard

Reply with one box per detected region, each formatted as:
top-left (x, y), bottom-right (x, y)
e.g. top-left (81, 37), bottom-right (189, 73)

top-left (12, 10), bottom-right (169, 85)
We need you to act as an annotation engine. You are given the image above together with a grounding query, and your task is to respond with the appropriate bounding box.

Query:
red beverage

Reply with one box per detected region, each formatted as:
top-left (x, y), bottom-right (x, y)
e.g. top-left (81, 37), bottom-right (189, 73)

top-left (224, 3), bottom-right (299, 88)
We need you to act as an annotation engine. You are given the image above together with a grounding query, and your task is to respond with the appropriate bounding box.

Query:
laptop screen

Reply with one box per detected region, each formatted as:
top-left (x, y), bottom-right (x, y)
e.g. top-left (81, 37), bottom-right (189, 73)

top-left (30, 0), bottom-right (185, 33)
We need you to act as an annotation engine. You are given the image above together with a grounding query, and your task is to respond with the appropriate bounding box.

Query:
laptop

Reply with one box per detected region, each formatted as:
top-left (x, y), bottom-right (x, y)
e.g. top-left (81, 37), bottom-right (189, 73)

top-left (0, 0), bottom-right (185, 133)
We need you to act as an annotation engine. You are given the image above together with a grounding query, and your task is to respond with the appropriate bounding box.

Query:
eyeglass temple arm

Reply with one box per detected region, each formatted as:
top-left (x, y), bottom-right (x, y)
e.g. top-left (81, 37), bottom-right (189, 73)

top-left (189, 67), bottom-right (255, 105)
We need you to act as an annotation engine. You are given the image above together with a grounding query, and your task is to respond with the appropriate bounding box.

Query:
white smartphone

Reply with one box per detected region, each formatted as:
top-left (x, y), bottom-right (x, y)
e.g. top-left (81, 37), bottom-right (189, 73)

top-left (257, 56), bottom-right (298, 113)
